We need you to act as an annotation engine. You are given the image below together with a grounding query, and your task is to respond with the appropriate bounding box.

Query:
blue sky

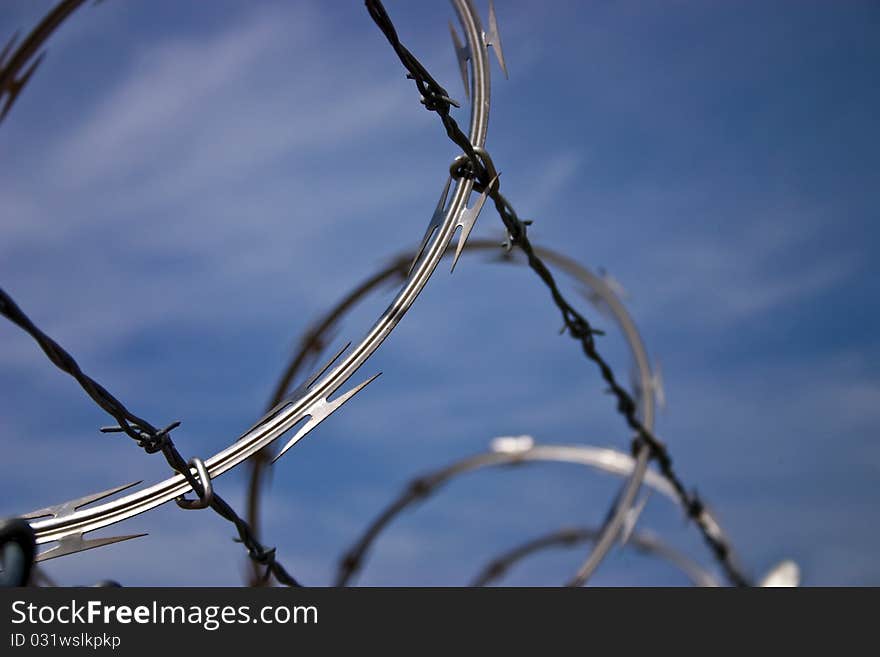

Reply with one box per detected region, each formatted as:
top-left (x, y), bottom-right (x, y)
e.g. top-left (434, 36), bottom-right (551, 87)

top-left (0, 0), bottom-right (878, 586)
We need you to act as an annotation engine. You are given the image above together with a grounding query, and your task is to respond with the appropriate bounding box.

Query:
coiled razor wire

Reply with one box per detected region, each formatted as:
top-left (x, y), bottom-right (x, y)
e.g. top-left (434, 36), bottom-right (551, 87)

top-left (1, 0), bottom-right (495, 583)
top-left (0, 0), bottom-right (758, 586)
top-left (335, 440), bottom-right (699, 586)
top-left (247, 237), bottom-right (694, 586)
top-left (364, 0), bottom-right (750, 586)
top-left (471, 525), bottom-right (720, 588)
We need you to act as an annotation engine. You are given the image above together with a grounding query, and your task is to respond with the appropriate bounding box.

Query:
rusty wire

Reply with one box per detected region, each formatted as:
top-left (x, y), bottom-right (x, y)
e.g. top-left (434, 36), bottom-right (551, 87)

top-left (364, 0), bottom-right (750, 586)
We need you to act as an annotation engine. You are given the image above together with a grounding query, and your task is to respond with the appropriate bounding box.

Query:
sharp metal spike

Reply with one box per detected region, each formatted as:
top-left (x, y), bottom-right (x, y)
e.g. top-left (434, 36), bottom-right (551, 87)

top-left (601, 270), bottom-right (629, 301)
top-left (620, 493), bottom-right (651, 546)
top-left (0, 30), bottom-right (20, 69)
top-left (448, 21), bottom-right (470, 99)
top-left (408, 176), bottom-right (452, 277)
top-left (759, 560), bottom-right (800, 587)
top-left (301, 341), bottom-right (352, 392)
top-left (577, 284), bottom-right (614, 319)
top-left (485, 0), bottom-right (508, 79)
top-left (272, 372), bottom-right (382, 463)
top-left (22, 480), bottom-right (143, 521)
top-left (630, 364), bottom-right (643, 404)
top-left (0, 51), bottom-right (45, 122)
top-left (652, 361), bottom-right (666, 410)
top-left (451, 174), bottom-right (498, 273)
top-left (244, 342), bottom-right (353, 436)
top-left (36, 532), bottom-right (147, 562)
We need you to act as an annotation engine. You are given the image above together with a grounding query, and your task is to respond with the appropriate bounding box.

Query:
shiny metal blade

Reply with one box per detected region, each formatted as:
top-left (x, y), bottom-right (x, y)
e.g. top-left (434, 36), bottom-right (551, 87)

top-left (22, 480), bottom-right (142, 521)
top-left (1, 51), bottom-right (45, 121)
top-left (759, 560), bottom-right (800, 587)
top-left (620, 492), bottom-right (650, 546)
top-left (408, 176), bottom-right (452, 277)
top-left (485, 0), bottom-right (508, 78)
top-left (272, 372), bottom-right (381, 463)
top-left (451, 175), bottom-right (498, 273)
top-left (448, 21), bottom-right (470, 98)
top-left (0, 30), bottom-right (19, 68)
top-left (36, 532), bottom-right (146, 562)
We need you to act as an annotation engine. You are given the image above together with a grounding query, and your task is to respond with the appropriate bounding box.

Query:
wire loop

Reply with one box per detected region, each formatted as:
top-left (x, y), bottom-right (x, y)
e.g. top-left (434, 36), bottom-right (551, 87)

top-left (175, 458), bottom-right (214, 510)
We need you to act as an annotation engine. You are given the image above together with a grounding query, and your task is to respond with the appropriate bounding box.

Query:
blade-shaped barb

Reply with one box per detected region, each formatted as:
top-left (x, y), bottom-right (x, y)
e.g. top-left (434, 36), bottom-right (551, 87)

top-left (243, 342), bottom-right (353, 437)
top-left (272, 372), bottom-right (382, 463)
top-left (485, 0), bottom-right (508, 78)
top-left (0, 51), bottom-right (45, 121)
top-left (448, 21), bottom-right (470, 98)
top-left (23, 481), bottom-right (145, 561)
top-left (620, 492), bottom-right (650, 546)
top-left (451, 174), bottom-right (498, 272)
top-left (759, 560), bottom-right (800, 587)
top-left (22, 480), bottom-right (142, 521)
top-left (601, 270), bottom-right (629, 300)
top-left (651, 361), bottom-right (666, 410)
top-left (408, 176), bottom-right (452, 277)
top-left (578, 284), bottom-right (615, 320)
top-left (36, 532), bottom-right (146, 562)
top-left (0, 31), bottom-right (20, 69)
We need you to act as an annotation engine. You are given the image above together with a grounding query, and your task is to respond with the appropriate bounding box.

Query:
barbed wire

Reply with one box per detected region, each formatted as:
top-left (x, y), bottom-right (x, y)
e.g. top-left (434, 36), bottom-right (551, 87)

top-left (0, 0), bottom-right (755, 588)
top-left (246, 237), bottom-right (698, 586)
top-left (0, 0), bottom-right (88, 124)
top-left (470, 525), bottom-right (720, 588)
top-left (1, 0), bottom-right (492, 587)
top-left (364, 0), bottom-right (750, 587)
top-left (0, 288), bottom-right (301, 586)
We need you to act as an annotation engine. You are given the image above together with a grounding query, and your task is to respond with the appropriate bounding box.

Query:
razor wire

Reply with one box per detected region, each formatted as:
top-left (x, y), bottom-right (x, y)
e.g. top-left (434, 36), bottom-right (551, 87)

top-left (470, 526), bottom-right (720, 588)
top-left (0, 0), bottom-right (88, 123)
top-left (246, 237), bottom-right (681, 586)
top-left (0, 0), bottom-right (499, 584)
top-left (0, 288), bottom-right (302, 586)
top-left (364, 0), bottom-right (750, 587)
top-left (335, 440), bottom-right (709, 587)
top-left (0, 0), bottom-right (757, 588)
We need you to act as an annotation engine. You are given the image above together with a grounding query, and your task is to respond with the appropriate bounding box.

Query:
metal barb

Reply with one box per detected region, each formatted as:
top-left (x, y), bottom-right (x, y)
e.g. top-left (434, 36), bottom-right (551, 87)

top-left (0, 31), bottom-right (20, 69)
top-left (408, 176), bottom-right (452, 277)
top-left (20, 480), bottom-right (148, 562)
top-left (600, 270), bottom-right (629, 301)
top-left (652, 361), bottom-right (666, 410)
top-left (247, 342), bottom-right (353, 434)
top-left (451, 174), bottom-right (499, 272)
top-left (272, 372), bottom-right (382, 463)
top-left (759, 560), bottom-right (800, 587)
top-left (485, 0), bottom-right (508, 78)
top-left (35, 532), bottom-right (147, 563)
top-left (448, 21), bottom-right (470, 98)
top-left (0, 52), bottom-right (45, 122)
top-left (620, 492), bottom-right (650, 546)
top-left (22, 480), bottom-right (143, 521)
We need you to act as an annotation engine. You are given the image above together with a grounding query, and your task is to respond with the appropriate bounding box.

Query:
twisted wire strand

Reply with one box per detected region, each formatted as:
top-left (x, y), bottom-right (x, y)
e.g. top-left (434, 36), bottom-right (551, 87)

top-left (248, 237), bottom-right (664, 586)
top-left (0, 288), bottom-right (301, 586)
top-left (364, 0), bottom-right (750, 586)
top-left (3, 0), bottom-right (493, 583)
top-left (249, 238), bottom-right (740, 586)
